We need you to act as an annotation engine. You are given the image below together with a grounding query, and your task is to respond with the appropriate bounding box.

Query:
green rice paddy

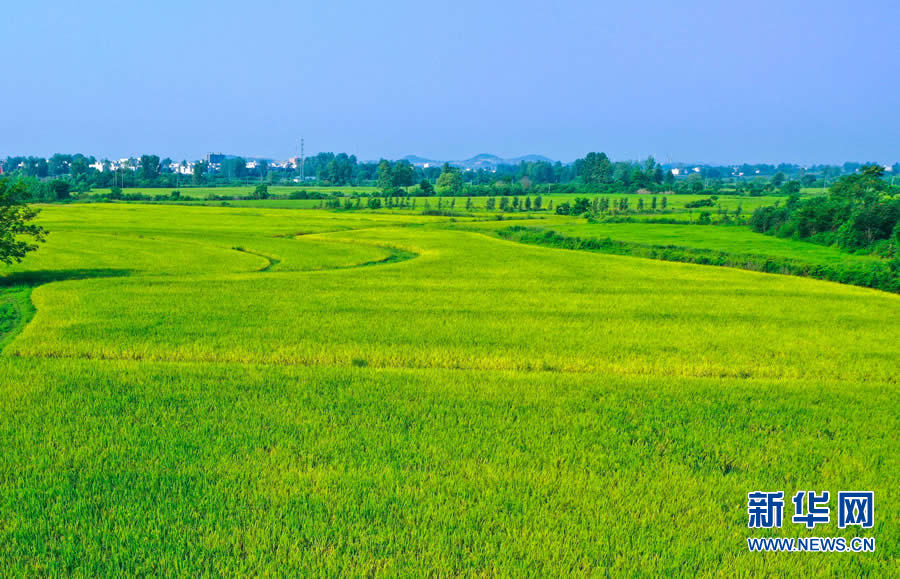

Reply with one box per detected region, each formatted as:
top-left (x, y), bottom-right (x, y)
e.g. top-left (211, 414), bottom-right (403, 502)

top-left (0, 203), bottom-right (896, 574)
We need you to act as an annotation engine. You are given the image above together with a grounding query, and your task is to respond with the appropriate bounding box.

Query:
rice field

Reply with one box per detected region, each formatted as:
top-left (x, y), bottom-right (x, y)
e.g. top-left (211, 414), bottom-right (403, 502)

top-left (85, 186), bottom-right (785, 215)
top-left (0, 203), bottom-right (897, 574)
top-left (542, 222), bottom-right (884, 266)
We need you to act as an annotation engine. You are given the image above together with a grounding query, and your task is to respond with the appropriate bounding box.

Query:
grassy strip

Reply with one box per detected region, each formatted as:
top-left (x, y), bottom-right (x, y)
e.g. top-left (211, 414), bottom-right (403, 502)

top-left (353, 248), bottom-right (418, 268)
top-left (0, 285), bottom-right (35, 352)
top-left (497, 225), bottom-right (900, 293)
top-left (233, 244), bottom-right (417, 273)
top-left (232, 246), bottom-right (281, 272)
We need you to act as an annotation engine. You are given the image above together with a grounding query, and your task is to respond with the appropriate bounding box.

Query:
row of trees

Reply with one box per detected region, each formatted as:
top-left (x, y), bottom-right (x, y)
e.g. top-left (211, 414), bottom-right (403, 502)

top-left (749, 166), bottom-right (899, 254)
top-left (8, 150), bottom-right (894, 196)
top-left (555, 196), bottom-right (674, 216)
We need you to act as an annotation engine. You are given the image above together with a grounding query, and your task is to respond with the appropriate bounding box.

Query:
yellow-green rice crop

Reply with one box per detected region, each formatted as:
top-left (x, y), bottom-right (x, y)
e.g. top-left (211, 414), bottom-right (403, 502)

top-left (0, 203), bottom-right (897, 575)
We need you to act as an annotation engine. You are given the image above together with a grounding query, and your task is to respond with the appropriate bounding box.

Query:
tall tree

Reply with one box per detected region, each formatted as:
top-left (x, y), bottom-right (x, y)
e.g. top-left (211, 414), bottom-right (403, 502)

top-left (391, 160), bottom-right (416, 191)
top-left (435, 163), bottom-right (463, 196)
top-left (221, 157), bottom-right (246, 179)
top-left (192, 161), bottom-right (208, 185)
top-left (418, 179), bottom-right (434, 196)
top-left (48, 154), bottom-right (72, 176)
top-left (139, 155), bottom-right (161, 181)
top-left (377, 160), bottom-right (393, 194)
top-left (0, 179), bottom-right (47, 264)
top-left (577, 152), bottom-right (613, 185)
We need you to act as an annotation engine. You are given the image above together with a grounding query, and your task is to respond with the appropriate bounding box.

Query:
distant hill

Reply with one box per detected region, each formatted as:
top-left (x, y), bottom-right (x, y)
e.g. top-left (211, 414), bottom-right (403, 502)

top-left (401, 153), bottom-right (556, 170)
top-left (401, 155), bottom-right (440, 167)
top-left (509, 154), bottom-right (554, 164)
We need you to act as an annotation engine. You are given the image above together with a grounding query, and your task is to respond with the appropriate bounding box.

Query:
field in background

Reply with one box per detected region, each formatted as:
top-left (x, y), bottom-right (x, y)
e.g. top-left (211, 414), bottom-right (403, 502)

top-left (542, 222), bottom-right (884, 265)
top-left (89, 185), bottom-right (379, 199)
top-left (84, 186), bottom-right (784, 213)
top-left (0, 203), bottom-right (896, 574)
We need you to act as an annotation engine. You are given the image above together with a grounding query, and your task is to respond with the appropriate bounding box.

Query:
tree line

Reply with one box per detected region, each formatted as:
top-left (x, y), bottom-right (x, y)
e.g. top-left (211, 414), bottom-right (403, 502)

top-left (749, 165), bottom-right (899, 256)
top-left (5, 151), bottom-right (894, 201)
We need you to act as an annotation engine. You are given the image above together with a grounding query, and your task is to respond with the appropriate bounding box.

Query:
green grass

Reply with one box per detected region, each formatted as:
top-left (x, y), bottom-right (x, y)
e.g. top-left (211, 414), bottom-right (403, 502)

top-left (84, 188), bottom-right (786, 214)
top-left (0, 285), bottom-right (34, 351)
top-left (1, 203), bottom-right (897, 574)
top-left (546, 222), bottom-right (883, 266)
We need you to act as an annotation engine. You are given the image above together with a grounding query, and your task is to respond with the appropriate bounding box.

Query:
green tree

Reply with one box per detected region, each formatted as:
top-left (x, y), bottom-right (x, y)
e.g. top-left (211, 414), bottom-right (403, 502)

top-left (435, 163), bottom-right (463, 196)
top-left (222, 158), bottom-right (246, 179)
top-left (70, 156), bottom-right (89, 177)
top-left (391, 160), bottom-right (416, 191)
top-left (322, 153), bottom-right (356, 186)
top-left (48, 154), bottom-right (72, 176)
top-left (572, 197), bottom-right (590, 214)
top-left (0, 179), bottom-right (47, 264)
top-left (418, 179), bottom-right (434, 196)
top-left (781, 181), bottom-right (802, 196)
top-left (577, 152), bottom-right (613, 185)
top-left (192, 161), bottom-right (208, 185)
top-left (49, 179), bottom-right (71, 200)
top-left (377, 160), bottom-right (393, 195)
top-left (253, 183), bottom-right (269, 199)
top-left (139, 155), bottom-right (161, 181)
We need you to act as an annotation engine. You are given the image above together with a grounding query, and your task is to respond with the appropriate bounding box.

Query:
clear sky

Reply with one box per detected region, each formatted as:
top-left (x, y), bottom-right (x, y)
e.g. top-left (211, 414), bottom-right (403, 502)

top-left (1, 0), bottom-right (897, 164)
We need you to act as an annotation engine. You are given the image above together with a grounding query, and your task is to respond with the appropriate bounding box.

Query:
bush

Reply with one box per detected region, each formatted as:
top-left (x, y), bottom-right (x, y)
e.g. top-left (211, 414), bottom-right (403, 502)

top-left (684, 197), bottom-right (716, 209)
top-left (253, 184), bottom-right (269, 199)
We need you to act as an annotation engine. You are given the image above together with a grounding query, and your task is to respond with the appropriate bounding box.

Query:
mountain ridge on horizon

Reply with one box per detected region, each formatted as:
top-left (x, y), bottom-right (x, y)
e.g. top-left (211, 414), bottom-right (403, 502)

top-left (400, 153), bottom-right (555, 170)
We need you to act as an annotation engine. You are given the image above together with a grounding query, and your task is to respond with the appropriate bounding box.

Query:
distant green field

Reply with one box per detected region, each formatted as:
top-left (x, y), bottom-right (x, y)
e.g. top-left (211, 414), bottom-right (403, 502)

top-left (89, 185), bottom-right (378, 199)
top-left (1, 204), bottom-right (896, 574)
top-left (85, 187), bottom-right (786, 214)
top-left (546, 222), bottom-right (883, 266)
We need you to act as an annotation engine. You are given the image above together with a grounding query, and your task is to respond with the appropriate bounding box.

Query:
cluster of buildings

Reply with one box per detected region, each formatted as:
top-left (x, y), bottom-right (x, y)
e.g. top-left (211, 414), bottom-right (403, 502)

top-left (87, 158), bottom-right (197, 174)
top-left (82, 153), bottom-right (299, 176)
top-left (669, 167), bottom-right (702, 176)
top-left (205, 153), bottom-right (295, 173)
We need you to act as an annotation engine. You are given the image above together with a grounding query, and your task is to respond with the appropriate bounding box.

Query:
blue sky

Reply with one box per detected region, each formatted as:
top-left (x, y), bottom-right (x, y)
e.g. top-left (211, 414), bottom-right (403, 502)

top-left (1, 0), bottom-right (897, 164)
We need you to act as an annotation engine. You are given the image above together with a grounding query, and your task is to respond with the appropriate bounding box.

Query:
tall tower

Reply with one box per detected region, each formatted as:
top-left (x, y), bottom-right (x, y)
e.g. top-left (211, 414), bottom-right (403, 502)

top-left (300, 137), bottom-right (305, 181)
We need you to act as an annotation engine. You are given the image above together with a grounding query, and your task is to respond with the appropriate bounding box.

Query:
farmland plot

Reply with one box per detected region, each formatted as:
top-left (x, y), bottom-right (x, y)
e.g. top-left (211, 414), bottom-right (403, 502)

top-left (0, 204), bottom-right (896, 575)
